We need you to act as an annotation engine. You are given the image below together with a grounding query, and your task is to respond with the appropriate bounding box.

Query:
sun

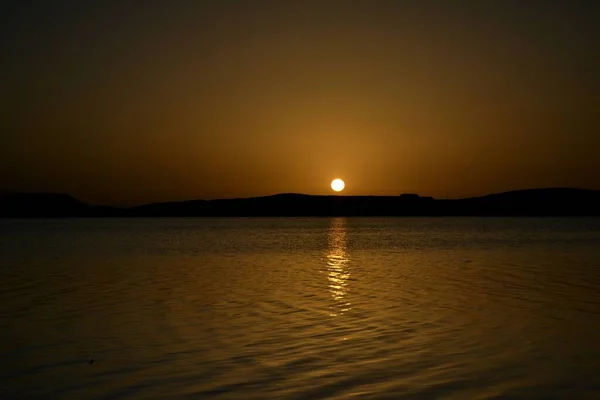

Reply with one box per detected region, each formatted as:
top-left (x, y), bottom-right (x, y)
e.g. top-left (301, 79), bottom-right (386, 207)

top-left (331, 178), bottom-right (345, 192)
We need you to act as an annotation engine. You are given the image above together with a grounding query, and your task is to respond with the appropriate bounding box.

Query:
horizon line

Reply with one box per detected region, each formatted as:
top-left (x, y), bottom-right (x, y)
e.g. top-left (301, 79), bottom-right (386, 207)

top-left (2, 186), bottom-right (598, 209)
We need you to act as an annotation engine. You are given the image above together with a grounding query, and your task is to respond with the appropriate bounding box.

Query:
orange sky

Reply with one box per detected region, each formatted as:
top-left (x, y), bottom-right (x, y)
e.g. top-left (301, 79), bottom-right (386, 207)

top-left (1, 1), bottom-right (599, 206)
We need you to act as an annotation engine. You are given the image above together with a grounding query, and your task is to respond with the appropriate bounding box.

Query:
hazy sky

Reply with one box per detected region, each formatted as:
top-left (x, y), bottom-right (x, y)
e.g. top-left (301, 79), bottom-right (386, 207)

top-left (1, 0), bottom-right (598, 205)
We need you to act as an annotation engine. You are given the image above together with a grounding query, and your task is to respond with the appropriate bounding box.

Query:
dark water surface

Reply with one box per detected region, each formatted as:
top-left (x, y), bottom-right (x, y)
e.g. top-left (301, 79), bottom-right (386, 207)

top-left (1, 218), bottom-right (600, 399)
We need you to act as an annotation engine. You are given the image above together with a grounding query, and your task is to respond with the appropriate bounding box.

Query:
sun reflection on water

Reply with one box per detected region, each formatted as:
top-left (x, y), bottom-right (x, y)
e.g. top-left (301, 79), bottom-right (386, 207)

top-left (326, 218), bottom-right (351, 316)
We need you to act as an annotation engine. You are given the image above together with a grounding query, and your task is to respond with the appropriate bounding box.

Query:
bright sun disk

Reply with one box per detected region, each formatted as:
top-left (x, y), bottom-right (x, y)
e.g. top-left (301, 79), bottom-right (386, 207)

top-left (331, 179), bottom-right (345, 192)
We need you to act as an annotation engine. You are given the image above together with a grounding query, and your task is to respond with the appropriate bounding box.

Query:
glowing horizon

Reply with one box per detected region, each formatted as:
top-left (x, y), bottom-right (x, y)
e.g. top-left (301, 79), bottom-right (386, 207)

top-left (1, 2), bottom-right (598, 206)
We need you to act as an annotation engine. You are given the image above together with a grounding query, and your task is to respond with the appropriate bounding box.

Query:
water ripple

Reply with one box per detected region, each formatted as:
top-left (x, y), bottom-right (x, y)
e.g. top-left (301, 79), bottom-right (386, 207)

top-left (1, 218), bottom-right (600, 399)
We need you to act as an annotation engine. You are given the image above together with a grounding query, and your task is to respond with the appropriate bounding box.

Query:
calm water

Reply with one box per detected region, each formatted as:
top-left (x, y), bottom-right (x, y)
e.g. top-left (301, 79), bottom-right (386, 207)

top-left (1, 218), bottom-right (600, 399)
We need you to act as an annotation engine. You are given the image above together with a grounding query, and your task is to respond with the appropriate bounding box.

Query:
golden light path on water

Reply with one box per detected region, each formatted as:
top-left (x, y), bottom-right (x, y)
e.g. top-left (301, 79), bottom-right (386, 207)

top-left (326, 218), bottom-right (351, 316)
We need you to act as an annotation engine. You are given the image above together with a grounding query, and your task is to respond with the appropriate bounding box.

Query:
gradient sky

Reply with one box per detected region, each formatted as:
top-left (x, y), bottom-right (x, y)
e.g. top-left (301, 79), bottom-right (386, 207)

top-left (1, 0), bottom-right (598, 206)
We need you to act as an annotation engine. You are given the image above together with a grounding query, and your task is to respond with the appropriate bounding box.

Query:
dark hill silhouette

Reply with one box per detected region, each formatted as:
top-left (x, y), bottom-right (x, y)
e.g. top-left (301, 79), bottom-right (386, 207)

top-left (0, 192), bottom-right (89, 217)
top-left (1, 188), bottom-right (599, 217)
top-left (452, 188), bottom-right (600, 216)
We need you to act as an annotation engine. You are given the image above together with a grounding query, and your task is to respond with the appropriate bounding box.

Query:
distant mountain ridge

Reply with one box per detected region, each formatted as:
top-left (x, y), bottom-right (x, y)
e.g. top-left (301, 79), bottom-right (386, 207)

top-left (0, 192), bottom-right (89, 217)
top-left (1, 188), bottom-right (599, 217)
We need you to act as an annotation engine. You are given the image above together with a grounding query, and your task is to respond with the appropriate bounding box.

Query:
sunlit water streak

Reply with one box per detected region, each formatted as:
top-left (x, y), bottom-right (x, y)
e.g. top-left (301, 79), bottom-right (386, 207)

top-left (1, 217), bottom-right (600, 399)
top-left (326, 218), bottom-right (351, 316)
